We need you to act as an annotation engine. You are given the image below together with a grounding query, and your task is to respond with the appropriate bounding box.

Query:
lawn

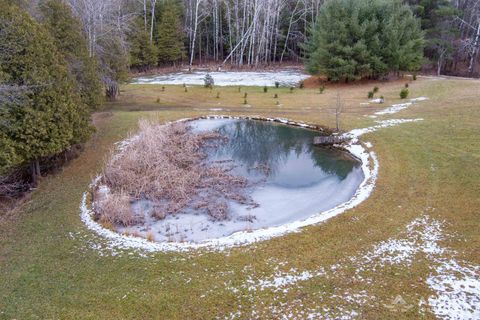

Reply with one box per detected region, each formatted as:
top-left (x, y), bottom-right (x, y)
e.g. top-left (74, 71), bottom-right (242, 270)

top-left (0, 76), bottom-right (479, 319)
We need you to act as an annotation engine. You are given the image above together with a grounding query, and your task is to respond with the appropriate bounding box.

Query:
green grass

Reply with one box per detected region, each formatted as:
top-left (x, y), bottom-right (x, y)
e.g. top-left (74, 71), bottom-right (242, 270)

top-left (0, 76), bottom-right (479, 319)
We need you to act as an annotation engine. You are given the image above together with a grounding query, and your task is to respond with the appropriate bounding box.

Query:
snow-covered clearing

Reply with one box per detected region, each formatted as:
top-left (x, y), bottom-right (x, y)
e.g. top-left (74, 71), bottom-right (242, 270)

top-left (131, 70), bottom-right (309, 87)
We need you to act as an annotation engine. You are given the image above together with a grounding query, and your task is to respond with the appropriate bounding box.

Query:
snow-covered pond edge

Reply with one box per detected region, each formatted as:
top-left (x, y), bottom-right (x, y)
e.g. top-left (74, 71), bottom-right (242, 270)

top-left (79, 116), bottom-right (422, 253)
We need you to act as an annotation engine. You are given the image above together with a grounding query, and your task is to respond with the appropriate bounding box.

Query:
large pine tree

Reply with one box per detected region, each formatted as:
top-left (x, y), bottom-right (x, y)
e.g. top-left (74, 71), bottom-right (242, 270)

top-left (0, 1), bottom-right (93, 179)
top-left (306, 0), bottom-right (424, 81)
top-left (156, 1), bottom-right (186, 65)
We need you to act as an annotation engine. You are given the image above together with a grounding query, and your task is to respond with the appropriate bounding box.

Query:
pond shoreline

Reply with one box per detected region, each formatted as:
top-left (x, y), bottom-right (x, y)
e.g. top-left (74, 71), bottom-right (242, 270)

top-left (80, 115), bottom-right (376, 251)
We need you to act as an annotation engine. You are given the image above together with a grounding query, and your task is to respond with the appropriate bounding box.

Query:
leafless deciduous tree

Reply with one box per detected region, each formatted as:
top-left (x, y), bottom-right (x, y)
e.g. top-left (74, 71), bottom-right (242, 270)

top-left (451, 0), bottom-right (480, 76)
top-left (335, 92), bottom-right (343, 132)
top-left (182, 0), bottom-right (325, 66)
top-left (66, 0), bottom-right (136, 98)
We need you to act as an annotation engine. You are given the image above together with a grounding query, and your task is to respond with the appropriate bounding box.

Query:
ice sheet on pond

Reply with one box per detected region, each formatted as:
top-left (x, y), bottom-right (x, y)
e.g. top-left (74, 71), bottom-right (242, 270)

top-left (131, 70), bottom-right (310, 87)
top-left (119, 119), bottom-right (364, 242)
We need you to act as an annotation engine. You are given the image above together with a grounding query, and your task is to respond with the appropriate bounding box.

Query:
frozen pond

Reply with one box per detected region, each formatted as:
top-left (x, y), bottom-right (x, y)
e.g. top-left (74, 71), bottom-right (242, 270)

top-left (131, 70), bottom-right (310, 87)
top-left (119, 119), bottom-right (364, 243)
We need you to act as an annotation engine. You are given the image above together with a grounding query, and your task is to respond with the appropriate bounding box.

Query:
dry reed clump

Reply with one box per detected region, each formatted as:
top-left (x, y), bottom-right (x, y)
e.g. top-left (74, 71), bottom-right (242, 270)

top-left (146, 231), bottom-right (155, 242)
top-left (95, 120), bottom-right (256, 226)
top-left (94, 189), bottom-right (143, 226)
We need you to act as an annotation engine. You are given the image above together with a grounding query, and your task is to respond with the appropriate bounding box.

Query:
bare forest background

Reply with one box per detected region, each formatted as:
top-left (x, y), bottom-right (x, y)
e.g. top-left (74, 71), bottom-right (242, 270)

top-left (62, 0), bottom-right (480, 75)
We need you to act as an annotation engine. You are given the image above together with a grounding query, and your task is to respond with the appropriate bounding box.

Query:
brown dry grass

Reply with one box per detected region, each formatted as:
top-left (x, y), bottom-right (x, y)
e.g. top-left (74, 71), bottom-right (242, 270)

top-left (94, 189), bottom-right (142, 226)
top-left (97, 120), bottom-right (255, 225)
top-left (146, 230), bottom-right (155, 242)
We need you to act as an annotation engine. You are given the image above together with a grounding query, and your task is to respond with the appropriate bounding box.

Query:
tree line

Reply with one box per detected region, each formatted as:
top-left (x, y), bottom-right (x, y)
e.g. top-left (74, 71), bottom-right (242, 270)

top-left (407, 0), bottom-right (480, 77)
top-left (61, 0), bottom-right (480, 80)
top-left (130, 0), bottom-right (321, 68)
top-left (0, 0), bottom-right (100, 190)
top-left (129, 0), bottom-right (480, 77)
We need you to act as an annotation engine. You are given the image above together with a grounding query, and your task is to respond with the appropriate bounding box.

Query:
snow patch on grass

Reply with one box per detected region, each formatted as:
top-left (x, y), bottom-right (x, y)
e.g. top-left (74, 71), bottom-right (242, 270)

top-left (362, 215), bottom-right (445, 266)
top-left (361, 215), bottom-right (480, 319)
top-left (427, 259), bottom-right (480, 319)
top-left (345, 118), bottom-right (424, 140)
top-left (223, 215), bottom-right (479, 319)
top-left (374, 97), bottom-right (428, 115)
top-left (228, 268), bottom-right (326, 294)
top-left (375, 102), bottom-right (412, 115)
top-left (411, 96), bottom-right (429, 103)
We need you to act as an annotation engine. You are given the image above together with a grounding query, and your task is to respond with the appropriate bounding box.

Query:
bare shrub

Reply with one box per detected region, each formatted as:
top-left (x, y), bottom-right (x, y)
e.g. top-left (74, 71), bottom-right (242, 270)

top-left (94, 190), bottom-right (142, 226)
top-left (151, 205), bottom-right (167, 220)
top-left (207, 201), bottom-right (228, 220)
top-left (96, 120), bottom-right (257, 226)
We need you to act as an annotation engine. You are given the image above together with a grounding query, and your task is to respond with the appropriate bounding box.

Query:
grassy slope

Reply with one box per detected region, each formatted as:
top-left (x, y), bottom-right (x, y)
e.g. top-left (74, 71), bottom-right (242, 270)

top-left (0, 77), bottom-right (478, 319)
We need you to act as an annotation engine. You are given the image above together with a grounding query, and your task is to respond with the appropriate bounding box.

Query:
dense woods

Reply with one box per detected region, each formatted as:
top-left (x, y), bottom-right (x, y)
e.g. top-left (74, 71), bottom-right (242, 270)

top-left (1, 0), bottom-right (480, 196)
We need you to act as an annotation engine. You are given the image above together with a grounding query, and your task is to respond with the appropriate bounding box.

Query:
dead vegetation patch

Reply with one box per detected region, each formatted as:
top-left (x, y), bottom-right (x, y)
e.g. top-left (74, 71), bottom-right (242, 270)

top-left (94, 120), bottom-right (257, 227)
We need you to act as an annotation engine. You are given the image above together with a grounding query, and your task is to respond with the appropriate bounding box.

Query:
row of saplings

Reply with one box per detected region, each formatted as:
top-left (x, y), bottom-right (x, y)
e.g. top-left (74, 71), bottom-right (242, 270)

top-left (154, 74), bottom-right (326, 106)
top-left (368, 82), bottom-right (412, 103)
top-left (155, 73), bottom-right (413, 106)
top-left (204, 73), bottom-right (317, 106)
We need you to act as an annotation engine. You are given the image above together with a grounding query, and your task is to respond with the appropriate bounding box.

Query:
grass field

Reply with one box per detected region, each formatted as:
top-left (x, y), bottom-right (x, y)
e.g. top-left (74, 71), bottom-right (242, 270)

top-left (0, 75), bottom-right (479, 319)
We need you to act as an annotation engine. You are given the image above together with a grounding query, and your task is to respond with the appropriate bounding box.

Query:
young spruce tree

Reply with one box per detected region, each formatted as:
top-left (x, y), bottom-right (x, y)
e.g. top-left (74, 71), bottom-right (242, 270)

top-left (156, 1), bottom-right (186, 65)
top-left (130, 20), bottom-right (159, 71)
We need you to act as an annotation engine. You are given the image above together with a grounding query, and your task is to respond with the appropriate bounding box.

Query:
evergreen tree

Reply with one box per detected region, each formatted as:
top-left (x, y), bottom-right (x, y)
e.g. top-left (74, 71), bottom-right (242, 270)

top-left (129, 20), bottom-right (159, 71)
top-left (0, 126), bottom-right (21, 173)
top-left (39, 0), bottom-right (103, 110)
top-left (380, 1), bottom-right (425, 74)
top-left (306, 0), bottom-right (424, 81)
top-left (156, 1), bottom-right (186, 65)
top-left (0, 1), bottom-right (93, 178)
